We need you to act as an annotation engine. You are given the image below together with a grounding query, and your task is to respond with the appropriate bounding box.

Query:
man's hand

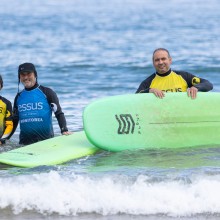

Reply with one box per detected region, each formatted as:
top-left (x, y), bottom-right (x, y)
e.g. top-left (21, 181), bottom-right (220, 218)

top-left (62, 131), bottom-right (72, 135)
top-left (149, 88), bottom-right (165, 98)
top-left (187, 87), bottom-right (198, 99)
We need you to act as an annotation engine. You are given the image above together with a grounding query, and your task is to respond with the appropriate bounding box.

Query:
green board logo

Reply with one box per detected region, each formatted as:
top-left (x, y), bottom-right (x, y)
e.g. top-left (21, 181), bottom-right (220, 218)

top-left (115, 114), bottom-right (135, 134)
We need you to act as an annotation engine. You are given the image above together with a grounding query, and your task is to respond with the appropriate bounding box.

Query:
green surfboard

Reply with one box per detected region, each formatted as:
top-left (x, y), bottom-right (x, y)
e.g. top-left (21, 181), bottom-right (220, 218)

top-left (83, 92), bottom-right (220, 151)
top-left (0, 131), bottom-right (99, 168)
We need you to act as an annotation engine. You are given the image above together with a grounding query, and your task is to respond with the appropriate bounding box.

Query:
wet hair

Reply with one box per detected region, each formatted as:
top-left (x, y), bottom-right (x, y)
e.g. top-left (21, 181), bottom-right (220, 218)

top-left (152, 48), bottom-right (171, 60)
top-left (0, 75), bottom-right (3, 89)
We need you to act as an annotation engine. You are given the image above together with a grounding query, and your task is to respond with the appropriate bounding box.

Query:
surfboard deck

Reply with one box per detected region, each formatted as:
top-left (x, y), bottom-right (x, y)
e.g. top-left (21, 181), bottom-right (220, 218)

top-left (83, 92), bottom-right (220, 151)
top-left (0, 131), bottom-right (99, 168)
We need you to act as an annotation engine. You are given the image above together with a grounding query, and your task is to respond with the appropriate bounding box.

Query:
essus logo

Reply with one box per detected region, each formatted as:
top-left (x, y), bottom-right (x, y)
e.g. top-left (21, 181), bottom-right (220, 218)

top-left (18, 102), bottom-right (43, 112)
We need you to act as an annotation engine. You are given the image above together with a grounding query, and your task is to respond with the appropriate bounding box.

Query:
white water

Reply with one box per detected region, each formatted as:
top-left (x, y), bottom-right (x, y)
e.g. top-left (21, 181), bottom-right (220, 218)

top-left (0, 170), bottom-right (220, 216)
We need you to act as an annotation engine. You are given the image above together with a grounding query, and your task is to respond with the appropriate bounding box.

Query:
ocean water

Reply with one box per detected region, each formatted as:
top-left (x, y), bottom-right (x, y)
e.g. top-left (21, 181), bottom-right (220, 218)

top-left (0, 0), bottom-right (220, 219)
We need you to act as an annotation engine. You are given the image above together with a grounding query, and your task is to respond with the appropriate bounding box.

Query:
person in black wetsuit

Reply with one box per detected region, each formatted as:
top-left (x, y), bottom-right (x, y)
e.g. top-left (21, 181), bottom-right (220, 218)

top-left (11, 63), bottom-right (71, 145)
top-left (0, 75), bottom-right (13, 145)
top-left (136, 48), bottom-right (213, 99)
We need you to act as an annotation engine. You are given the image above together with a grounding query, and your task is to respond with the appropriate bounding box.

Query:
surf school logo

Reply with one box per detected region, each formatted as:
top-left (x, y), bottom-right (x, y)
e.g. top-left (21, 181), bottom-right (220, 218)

top-left (115, 114), bottom-right (135, 134)
top-left (192, 77), bottom-right (201, 85)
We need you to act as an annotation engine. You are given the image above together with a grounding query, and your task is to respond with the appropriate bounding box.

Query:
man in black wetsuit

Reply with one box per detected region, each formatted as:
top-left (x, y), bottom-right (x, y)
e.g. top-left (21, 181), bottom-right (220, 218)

top-left (136, 48), bottom-right (213, 98)
top-left (11, 63), bottom-right (71, 145)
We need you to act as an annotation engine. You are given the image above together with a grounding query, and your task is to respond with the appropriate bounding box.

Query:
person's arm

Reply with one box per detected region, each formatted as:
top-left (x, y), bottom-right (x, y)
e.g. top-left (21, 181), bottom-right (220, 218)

top-left (177, 71), bottom-right (213, 99)
top-left (136, 74), bottom-right (165, 98)
top-left (40, 86), bottom-right (70, 134)
top-left (193, 78), bottom-right (213, 92)
top-left (177, 71), bottom-right (213, 92)
top-left (135, 74), bottom-right (156, 93)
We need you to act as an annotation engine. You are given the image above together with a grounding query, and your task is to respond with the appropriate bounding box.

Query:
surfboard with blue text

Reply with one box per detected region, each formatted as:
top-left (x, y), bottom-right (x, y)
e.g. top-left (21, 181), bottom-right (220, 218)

top-left (0, 131), bottom-right (99, 168)
top-left (83, 92), bottom-right (220, 151)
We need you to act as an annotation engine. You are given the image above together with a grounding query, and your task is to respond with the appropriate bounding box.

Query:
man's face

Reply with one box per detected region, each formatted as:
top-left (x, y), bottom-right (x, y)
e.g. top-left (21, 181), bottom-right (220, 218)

top-left (153, 50), bottom-right (172, 74)
top-left (20, 72), bottom-right (36, 88)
